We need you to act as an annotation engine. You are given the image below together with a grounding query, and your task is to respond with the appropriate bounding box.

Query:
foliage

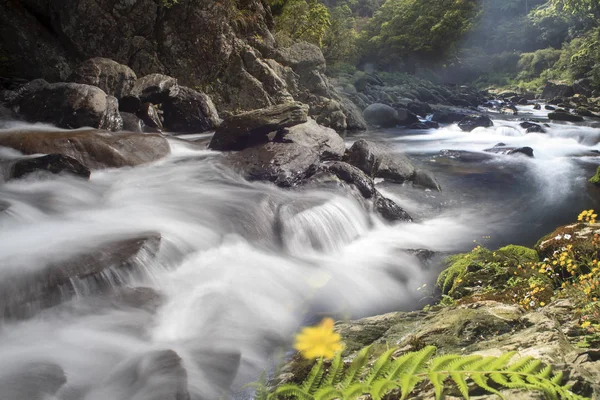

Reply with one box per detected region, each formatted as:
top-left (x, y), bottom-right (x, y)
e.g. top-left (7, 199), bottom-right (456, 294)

top-left (322, 5), bottom-right (359, 66)
top-left (590, 166), bottom-right (600, 185)
top-left (261, 345), bottom-right (585, 400)
top-left (517, 48), bottom-right (562, 80)
top-left (160, 0), bottom-right (178, 7)
top-left (274, 0), bottom-right (331, 47)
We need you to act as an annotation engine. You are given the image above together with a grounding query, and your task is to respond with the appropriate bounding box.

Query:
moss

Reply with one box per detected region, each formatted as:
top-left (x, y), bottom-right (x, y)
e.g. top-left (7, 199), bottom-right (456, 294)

top-left (497, 245), bottom-right (539, 263)
top-left (590, 165), bottom-right (600, 185)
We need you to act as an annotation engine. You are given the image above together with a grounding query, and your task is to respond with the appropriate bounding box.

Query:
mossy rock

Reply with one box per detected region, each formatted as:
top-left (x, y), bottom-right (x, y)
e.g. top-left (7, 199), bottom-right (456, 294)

top-left (534, 222), bottom-right (599, 260)
top-left (590, 165), bottom-right (600, 185)
top-left (436, 245), bottom-right (538, 299)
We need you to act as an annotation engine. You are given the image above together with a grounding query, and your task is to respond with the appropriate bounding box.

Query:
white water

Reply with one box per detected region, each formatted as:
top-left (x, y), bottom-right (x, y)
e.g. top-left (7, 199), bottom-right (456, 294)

top-left (0, 105), bottom-right (599, 399)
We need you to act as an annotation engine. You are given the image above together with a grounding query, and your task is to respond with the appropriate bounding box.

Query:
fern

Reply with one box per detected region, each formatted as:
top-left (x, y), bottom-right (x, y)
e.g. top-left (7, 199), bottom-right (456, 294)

top-left (265, 346), bottom-right (589, 400)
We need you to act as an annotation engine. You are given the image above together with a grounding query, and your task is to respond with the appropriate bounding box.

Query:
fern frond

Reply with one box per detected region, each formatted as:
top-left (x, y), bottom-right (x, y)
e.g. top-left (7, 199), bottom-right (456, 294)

top-left (301, 359), bottom-right (325, 395)
top-left (269, 384), bottom-right (312, 400)
top-left (313, 385), bottom-right (342, 400)
top-left (369, 379), bottom-right (399, 400)
top-left (341, 382), bottom-right (369, 399)
top-left (398, 346), bottom-right (436, 400)
top-left (322, 352), bottom-right (344, 387)
top-left (364, 347), bottom-right (397, 385)
top-left (340, 345), bottom-right (371, 388)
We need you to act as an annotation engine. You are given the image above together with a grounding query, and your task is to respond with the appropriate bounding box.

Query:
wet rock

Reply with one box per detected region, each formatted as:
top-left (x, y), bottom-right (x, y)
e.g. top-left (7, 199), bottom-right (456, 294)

top-left (363, 103), bottom-right (399, 128)
top-left (9, 79), bottom-right (122, 131)
top-left (548, 110), bottom-right (584, 122)
top-left (353, 72), bottom-right (384, 91)
top-left (431, 107), bottom-right (470, 124)
top-left (545, 105), bottom-right (556, 110)
top-left (458, 115), bottom-right (494, 132)
top-left (414, 169), bottom-right (442, 191)
top-left (0, 362), bottom-right (66, 400)
top-left (322, 161), bottom-right (376, 198)
top-left (119, 95), bottom-right (142, 113)
top-left (120, 112), bottom-right (145, 133)
top-left (86, 349), bottom-right (190, 400)
top-left (396, 108), bottom-right (420, 126)
top-left (374, 195), bottom-right (412, 222)
top-left (542, 81), bottom-right (574, 99)
top-left (520, 121), bottom-right (546, 133)
top-left (484, 145), bottom-right (534, 157)
top-left (407, 101), bottom-right (433, 117)
top-left (575, 107), bottom-right (595, 117)
top-left (0, 130), bottom-right (170, 169)
top-left (438, 149), bottom-right (495, 163)
top-left (574, 78), bottom-right (594, 97)
top-left (67, 57), bottom-right (137, 99)
top-left (162, 86), bottom-right (221, 133)
top-left (280, 118), bottom-right (345, 160)
top-left (130, 74), bottom-right (180, 104)
top-left (224, 142), bottom-right (319, 187)
top-left (345, 139), bottom-right (416, 183)
top-left (533, 104), bottom-right (541, 110)
top-left (8, 154), bottom-right (91, 180)
top-left (0, 233), bottom-right (162, 319)
top-left (209, 102), bottom-right (309, 151)
top-left (137, 102), bottom-right (164, 132)
top-left (407, 121), bottom-right (439, 130)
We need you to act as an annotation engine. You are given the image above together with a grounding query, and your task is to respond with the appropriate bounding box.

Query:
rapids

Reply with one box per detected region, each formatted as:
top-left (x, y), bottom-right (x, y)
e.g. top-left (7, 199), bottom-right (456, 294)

top-left (0, 105), bottom-right (599, 399)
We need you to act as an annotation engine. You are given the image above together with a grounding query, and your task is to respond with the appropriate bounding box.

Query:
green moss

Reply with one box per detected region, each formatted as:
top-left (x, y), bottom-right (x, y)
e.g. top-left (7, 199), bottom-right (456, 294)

top-left (496, 245), bottom-right (539, 263)
top-left (590, 165), bottom-right (600, 185)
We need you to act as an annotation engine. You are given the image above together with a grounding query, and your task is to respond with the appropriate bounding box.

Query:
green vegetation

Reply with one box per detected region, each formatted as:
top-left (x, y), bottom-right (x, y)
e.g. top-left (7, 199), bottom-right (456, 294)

top-left (590, 166), bottom-right (600, 185)
top-left (260, 345), bottom-right (585, 399)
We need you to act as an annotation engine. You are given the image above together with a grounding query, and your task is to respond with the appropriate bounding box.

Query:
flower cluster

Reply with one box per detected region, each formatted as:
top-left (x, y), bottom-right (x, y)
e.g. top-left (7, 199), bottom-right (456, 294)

top-left (578, 209), bottom-right (598, 224)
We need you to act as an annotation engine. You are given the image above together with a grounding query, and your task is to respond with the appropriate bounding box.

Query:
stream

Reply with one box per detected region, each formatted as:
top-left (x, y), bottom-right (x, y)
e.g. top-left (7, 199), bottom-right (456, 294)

top-left (0, 104), bottom-right (599, 399)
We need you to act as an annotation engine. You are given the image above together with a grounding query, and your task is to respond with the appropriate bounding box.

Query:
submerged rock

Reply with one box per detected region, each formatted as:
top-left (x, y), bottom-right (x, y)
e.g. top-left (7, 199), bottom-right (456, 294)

top-left (520, 121), bottom-right (546, 133)
top-left (67, 57), bottom-right (137, 99)
top-left (8, 154), bottom-right (91, 180)
top-left (209, 102), bottom-right (309, 151)
top-left (0, 130), bottom-right (170, 169)
top-left (9, 79), bottom-right (122, 130)
top-left (458, 114), bottom-right (494, 132)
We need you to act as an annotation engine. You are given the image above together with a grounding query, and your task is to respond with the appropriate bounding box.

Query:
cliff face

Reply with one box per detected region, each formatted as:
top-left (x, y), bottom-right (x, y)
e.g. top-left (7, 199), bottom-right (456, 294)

top-left (0, 0), bottom-right (365, 130)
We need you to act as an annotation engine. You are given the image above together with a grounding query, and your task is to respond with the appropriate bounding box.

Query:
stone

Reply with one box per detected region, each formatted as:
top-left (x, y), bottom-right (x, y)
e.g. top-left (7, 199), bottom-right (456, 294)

top-left (0, 130), bottom-right (170, 169)
top-left (209, 102), bottom-right (309, 151)
top-left (8, 154), bottom-right (91, 180)
top-left (374, 195), bottom-right (412, 222)
top-left (414, 169), bottom-right (442, 191)
top-left (363, 103), bottom-right (398, 128)
top-left (322, 161), bottom-right (376, 199)
top-left (10, 79), bottom-right (122, 131)
top-left (407, 121), bottom-right (440, 130)
top-left (129, 74), bottom-right (180, 104)
top-left (575, 107), bottom-right (595, 117)
top-left (484, 146), bottom-right (534, 157)
top-left (223, 142), bottom-right (320, 187)
top-left (0, 233), bottom-right (161, 319)
top-left (407, 101), bottom-right (433, 117)
top-left (67, 57), bottom-right (137, 99)
top-left (545, 105), bottom-right (556, 110)
top-left (396, 108), bottom-right (420, 126)
top-left (458, 115), bottom-right (494, 132)
top-left (120, 112), bottom-right (145, 133)
top-left (574, 78), bottom-right (594, 97)
top-left (431, 107), bottom-right (470, 124)
top-left (280, 118), bottom-right (345, 160)
top-left (0, 362), bottom-right (66, 400)
top-left (162, 86), bottom-right (221, 133)
top-left (520, 121), bottom-right (546, 133)
top-left (533, 104), bottom-right (541, 110)
top-left (137, 102), bottom-right (164, 132)
top-left (542, 81), bottom-right (574, 99)
top-left (548, 111), bottom-right (584, 122)
top-left (345, 139), bottom-right (416, 183)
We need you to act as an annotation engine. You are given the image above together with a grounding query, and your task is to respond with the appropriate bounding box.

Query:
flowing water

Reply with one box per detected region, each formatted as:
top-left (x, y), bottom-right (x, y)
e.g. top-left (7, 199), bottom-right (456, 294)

top-left (0, 105), bottom-right (599, 399)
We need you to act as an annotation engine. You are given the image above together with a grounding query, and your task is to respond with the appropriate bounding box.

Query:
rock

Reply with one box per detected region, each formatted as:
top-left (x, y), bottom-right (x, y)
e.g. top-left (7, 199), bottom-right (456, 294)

top-left (575, 107), bottom-right (595, 117)
top-left (548, 111), bottom-right (584, 122)
top-left (431, 107), bottom-right (470, 124)
top-left (274, 42), bottom-right (326, 75)
top-left (345, 139), bottom-right (416, 183)
top-left (280, 118), bottom-right (345, 160)
top-left (363, 103), bottom-right (399, 128)
top-left (396, 108), bottom-right (420, 126)
top-left (353, 73), bottom-right (384, 92)
top-left (162, 86), bottom-right (221, 133)
top-left (209, 102), bottom-right (309, 151)
top-left (67, 57), bottom-right (137, 99)
top-left (0, 233), bottom-right (161, 319)
top-left (414, 169), bottom-right (442, 191)
top-left (137, 102), bottom-right (164, 132)
top-left (223, 142), bottom-right (319, 187)
top-left (0, 130), bottom-right (170, 169)
top-left (545, 104), bottom-right (557, 110)
top-left (458, 115), bottom-right (494, 132)
top-left (533, 104), bottom-right (541, 110)
top-left (86, 350), bottom-right (190, 400)
top-left (542, 81), bottom-right (574, 99)
top-left (407, 101), bottom-right (432, 117)
top-left (120, 112), bottom-right (145, 133)
top-left (484, 146), bottom-right (534, 157)
top-left (520, 121), bottom-right (546, 133)
top-left (119, 95), bottom-right (142, 113)
top-left (0, 362), bottom-right (66, 400)
top-left (374, 195), bottom-right (412, 222)
top-left (8, 154), bottom-right (91, 180)
top-left (322, 161), bottom-right (376, 199)
top-left (130, 74), bottom-right (180, 104)
top-left (574, 78), bottom-right (594, 97)
top-left (10, 79), bottom-right (122, 131)
top-left (438, 149), bottom-right (495, 163)
top-left (407, 121), bottom-right (439, 129)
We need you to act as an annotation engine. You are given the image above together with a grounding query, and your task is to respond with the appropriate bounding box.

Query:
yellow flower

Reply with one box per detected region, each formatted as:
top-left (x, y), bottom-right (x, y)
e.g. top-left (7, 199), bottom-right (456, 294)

top-left (540, 302), bottom-right (546, 306)
top-left (294, 317), bottom-right (344, 360)
top-left (581, 321), bottom-right (592, 329)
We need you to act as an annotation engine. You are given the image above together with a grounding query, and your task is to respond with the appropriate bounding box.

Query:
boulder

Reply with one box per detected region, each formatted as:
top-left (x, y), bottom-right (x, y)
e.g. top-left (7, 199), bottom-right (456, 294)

top-left (137, 102), bottom-right (164, 132)
top-left (363, 103), bottom-right (398, 128)
top-left (533, 104), bottom-right (541, 110)
top-left (162, 86), bottom-right (221, 133)
top-left (280, 118), bottom-right (345, 160)
top-left (575, 107), bottom-right (595, 117)
top-left (414, 169), bottom-right (442, 191)
top-left (0, 233), bottom-right (161, 319)
top-left (458, 115), bottom-right (494, 132)
top-left (542, 81), bottom-right (574, 100)
top-left (10, 79), bottom-right (122, 131)
top-left (0, 130), bottom-right (170, 169)
top-left (548, 110), bottom-right (584, 122)
top-left (374, 195), bottom-right (412, 222)
top-left (573, 78), bottom-right (594, 97)
top-left (129, 74), bottom-right (180, 104)
top-left (224, 142), bottom-right (320, 187)
top-left (120, 112), bottom-right (145, 133)
top-left (396, 108), bottom-right (419, 126)
top-left (67, 57), bottom-right (137, 99)
top-left (484, 145), bottom-right (534, 157)
top-left (322, 161), bottom-right (376, 199)
top-left (345, 139), bottom-right (416, 183)
top-left (209, 102), bottom-right (309, 151)
top-left (431, 107), bottom-right (470, 124)
top-left (8, 154), bottom-right (91, 180)
top-left (0, 362), bottom-right (66, 400)
top-left (407, 101), bottom-right (432, 117)
top-left (407, 121), bottom-right (439, 130)
top-left (545, 105), bottom-right (556, 110)
top-left (353, 73), bottom-right (384, 92)
top-left (520, 121), bottom-right (546, 133)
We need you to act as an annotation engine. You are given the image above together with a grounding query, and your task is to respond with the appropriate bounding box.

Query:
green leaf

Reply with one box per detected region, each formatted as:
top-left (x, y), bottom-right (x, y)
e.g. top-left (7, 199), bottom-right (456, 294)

top-left (301, 358), bottom-right (325, 395)
top-left (340, 345), bottom-right (371, 388)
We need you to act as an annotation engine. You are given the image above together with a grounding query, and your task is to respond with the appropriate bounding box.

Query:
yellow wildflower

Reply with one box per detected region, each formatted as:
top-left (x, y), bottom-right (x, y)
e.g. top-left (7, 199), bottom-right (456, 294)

top-left (581, 321), bottom-right (592, 329)
top-left (294, 317), bottom-right (344, 360)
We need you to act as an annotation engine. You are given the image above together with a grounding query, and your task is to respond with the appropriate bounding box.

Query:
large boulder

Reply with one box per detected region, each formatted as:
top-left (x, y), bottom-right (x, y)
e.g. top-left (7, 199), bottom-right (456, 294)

top-left (7, 154), bottom-right (91, 181)
top-left (542, 81), bottom-right (574, 100)
top-left (10, 79), bottom-right (122, 131)
top-left (0, 130), bottom-right (170, 169)
top-left (162, 86), bottom-right (221, 133)
top-left (209, 102), bottom-right (309, 151)
top-left (281, 118), bottom-right (345, 160)
top-left (374, 195), bottom-right (412, 222)
top-left (224, 141), bottom-right (319, 187)
top-left (67, 57), bottom-right (137, 99)
top-left (548, 110), bottom-right (584, 122)
top-left (363, 103), bottom-right (399, 128)
top-left (574, 78), bottom-right (594, 97)
top-left (458, 114), bottom-right (493, 132)
top-left (345, 139), bottom-right (416, 183)
top-left (129, 73), bottom-right (180, 104)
